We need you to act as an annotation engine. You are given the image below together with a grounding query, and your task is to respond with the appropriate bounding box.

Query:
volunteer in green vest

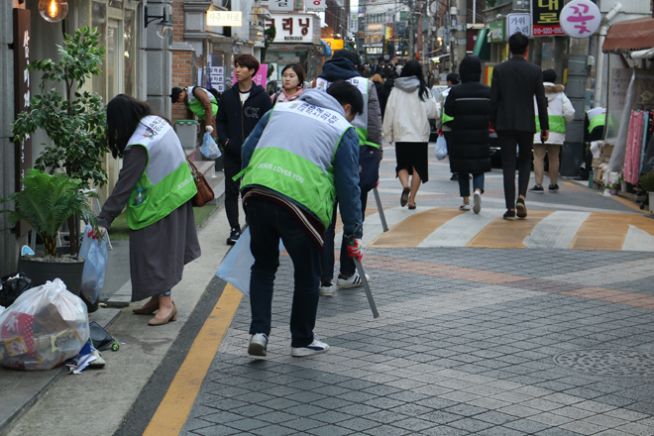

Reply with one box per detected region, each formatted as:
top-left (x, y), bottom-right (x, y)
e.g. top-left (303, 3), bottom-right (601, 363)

top-left (530, 69), bottom-right (575, 193)
top-left (171, 85), bottom-right (219, 138)
top-left (314, 49), bottom-right (382, 296)
top-left (238, 82), bottom-right (364, 358)
top-left (98, 94), bottom-right (201, 327)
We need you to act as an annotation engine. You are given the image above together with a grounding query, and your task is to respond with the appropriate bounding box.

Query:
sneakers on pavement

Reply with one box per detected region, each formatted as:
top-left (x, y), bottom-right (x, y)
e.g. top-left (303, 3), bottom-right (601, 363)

top-left (291, 338), bottom-right (330, 357)
top-left (459, 203), bottom-right (471, 211)
top-left (472, 191), bottom-right (481, 214)
top-left (319, 282), bottom-right (335, 297)
top-left (337, 272), bottom-right (368, 289)
top-left (503, 209), bottom-right (516, 220)
top-left (248, 333), bottom-right (268, 357)
top-left (529, 185), bottom-right (544, 193)
top-left (516, 198), bottom-right (527, 219)
top-left (226, 227), bottom-right (241, 245)
top-left (548, 183), bottom-right (559, 192)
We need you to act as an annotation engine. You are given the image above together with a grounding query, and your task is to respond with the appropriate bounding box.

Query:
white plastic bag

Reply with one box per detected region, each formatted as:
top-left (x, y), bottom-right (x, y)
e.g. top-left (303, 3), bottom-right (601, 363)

top-left (435, 134), bottom-right (448, 160)
top-left (216, 227), bottom-right (253, 297)
top-left (0, 279), bottom-right (90, 370)
top-left (200, 126), bottom-right (221, 160)
top-left (79, 225), bottom-right (110, 306)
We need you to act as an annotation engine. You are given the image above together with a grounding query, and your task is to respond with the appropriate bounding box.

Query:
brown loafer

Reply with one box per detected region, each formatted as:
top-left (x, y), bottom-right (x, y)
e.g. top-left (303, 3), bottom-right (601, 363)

top-left (147, 303), bottom-right (177, 326)
top-left (132, 300), bottom-right (159, 315)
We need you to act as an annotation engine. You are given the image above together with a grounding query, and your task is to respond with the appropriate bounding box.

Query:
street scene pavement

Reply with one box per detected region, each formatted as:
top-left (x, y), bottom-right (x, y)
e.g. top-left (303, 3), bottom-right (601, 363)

top-left (4, 150), bottom-right (654, 436)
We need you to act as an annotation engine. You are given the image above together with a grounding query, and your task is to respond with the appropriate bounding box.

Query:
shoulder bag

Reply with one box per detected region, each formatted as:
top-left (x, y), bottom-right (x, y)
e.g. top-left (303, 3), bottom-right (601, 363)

top-left (187, 158), bottom-right (215, 207)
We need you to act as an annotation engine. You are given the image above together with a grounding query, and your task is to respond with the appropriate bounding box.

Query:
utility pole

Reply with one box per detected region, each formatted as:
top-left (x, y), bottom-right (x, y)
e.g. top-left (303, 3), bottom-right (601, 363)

top-left (408, 0), bottom-right (415, 59)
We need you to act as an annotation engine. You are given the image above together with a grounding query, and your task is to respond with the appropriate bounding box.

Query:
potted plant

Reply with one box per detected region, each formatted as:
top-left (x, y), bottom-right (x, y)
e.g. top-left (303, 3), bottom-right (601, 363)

top-left (12, 26), bottom-right (107, 256)
top-left (1, 169), bottom-right (96, 295)
top-left (640, 171), bottom-right (654, 213)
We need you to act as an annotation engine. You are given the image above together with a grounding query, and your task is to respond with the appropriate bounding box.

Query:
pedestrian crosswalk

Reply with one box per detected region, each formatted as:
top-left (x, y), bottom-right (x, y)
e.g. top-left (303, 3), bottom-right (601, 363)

top-left (355, 207), bottom-right (654, 251)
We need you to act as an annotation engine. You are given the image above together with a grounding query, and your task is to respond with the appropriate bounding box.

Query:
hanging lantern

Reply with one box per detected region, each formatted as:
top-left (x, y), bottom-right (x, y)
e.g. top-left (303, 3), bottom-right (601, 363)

top-left (38, 0), bottom-right (68, 23)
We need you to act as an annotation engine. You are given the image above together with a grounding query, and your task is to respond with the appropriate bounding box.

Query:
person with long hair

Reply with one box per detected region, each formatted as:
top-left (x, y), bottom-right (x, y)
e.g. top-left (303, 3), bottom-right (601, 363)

top-left (98, 94), bottom-right (201, 326)
top-left (272, 63), bottom-right (305, 104)
top-left (382, 60), bottom-right (438, 209)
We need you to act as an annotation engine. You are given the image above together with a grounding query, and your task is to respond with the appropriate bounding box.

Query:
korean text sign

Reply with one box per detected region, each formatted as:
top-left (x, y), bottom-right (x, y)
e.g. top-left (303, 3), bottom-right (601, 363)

top-left (560, 0), bottom-right (601, 38)
top-left (507, 13), bottom-right (531, 38)
top-left (265, 14), bottom-right (315, 44)
top-left (532, 0), bottom-right (564, 37)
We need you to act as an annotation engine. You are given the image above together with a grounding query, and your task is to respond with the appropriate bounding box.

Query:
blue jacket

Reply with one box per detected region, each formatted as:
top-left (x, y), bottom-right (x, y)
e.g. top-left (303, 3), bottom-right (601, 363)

top-left (242, 90), bottom-right (362, 238)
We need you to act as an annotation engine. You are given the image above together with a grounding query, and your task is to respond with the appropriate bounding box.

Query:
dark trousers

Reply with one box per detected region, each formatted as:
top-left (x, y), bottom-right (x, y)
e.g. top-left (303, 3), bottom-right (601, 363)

top-left (320, 191), bottom-right (368, 285)
top-left (246, 198), bottom-right (321, 348)
top-left (223, 154), bottom-right (241, 230)
top-left (499, 131), bottom-right (533, 210)
top-left (457, 173), bottom-right (485, 197)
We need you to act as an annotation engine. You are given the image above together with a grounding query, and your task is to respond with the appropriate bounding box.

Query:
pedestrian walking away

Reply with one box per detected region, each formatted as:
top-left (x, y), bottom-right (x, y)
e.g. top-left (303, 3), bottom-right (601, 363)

top-left (530, 69), bottom-right (575, 194)
top-left (216, 54), bottom-right (272, 245)
top-left (444, 55), bottom-right (491, 215)
top-left (383, 60), bottom-right (438, 210)
top-left (490, 32), bottom-right (549, 220)
top-left (98, 94), bottom-right (201, 326)
top-left (314, 49), bottom-right (382, 296)
top-left (238, 82), bottom-right (364, 358)
top-left (271, 63), bottom-right (305, 105)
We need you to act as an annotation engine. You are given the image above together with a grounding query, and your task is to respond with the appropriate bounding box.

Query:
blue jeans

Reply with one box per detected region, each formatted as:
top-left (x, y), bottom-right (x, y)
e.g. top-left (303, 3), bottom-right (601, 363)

top-left (457, 173), bottom-right (485, 197)
top-left (246, 198), bottom-right (321, 348)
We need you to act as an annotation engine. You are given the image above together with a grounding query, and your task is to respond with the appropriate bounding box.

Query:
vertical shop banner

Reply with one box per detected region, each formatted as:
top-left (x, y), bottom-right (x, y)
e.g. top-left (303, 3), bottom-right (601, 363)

top-left (506, 13), bottom-right (532, 38)
top-left (265, 14), bottom-right (315, 43)
top-left (208, 55), bottom-right (226, 93)
top-left (305, 0), bottom-right (326, 12)
top-left (532, 0), bottom-right (564, 37)
top-left (269, 0), bottom-right (294, 12)
top-left (13, 9), bottom-right (32, 193)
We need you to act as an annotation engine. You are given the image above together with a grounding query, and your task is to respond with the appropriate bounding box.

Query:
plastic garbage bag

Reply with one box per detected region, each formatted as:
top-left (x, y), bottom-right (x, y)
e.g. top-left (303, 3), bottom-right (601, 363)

top-left (79, 225), bottom-right (110, 311)
top-left (435, 134), bottom-right (448, 160)
top-left (200, 126), bottom-right (221, 160)
top-left (0, 279), bottom-right (90, 370)
top-left (217, 227), bottom-right (254, 297)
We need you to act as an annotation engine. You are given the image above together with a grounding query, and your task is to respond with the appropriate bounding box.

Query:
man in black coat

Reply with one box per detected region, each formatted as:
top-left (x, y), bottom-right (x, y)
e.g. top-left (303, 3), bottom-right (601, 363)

top-left (216, 54), bottom-right (272, 244)
top-left (490, 32), bottom-right (549, 220)
top-left (444, 56), bottom-right (491, 215)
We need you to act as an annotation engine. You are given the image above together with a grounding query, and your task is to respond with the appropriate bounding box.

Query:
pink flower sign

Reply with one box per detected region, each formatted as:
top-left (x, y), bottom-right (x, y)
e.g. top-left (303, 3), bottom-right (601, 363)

top-left (560, 0), bottom-right (601, 38)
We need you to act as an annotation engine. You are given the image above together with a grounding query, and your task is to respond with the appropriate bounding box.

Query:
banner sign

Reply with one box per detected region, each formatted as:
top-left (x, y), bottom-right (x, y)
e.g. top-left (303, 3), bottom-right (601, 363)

top-left (268, 0), bottom-right (294, 12)
top-left (487, 19), bottom-right (505, 43)
top-left (560, 0), bottom-right (601, 38)
top-left (532, 0), bottom-right (564, 37)
top-left (13, 9), bottom-right (32, 194)
top-left (506, 13), bottom-right (531, 38)
top-left (206, 11), bottom-right (242, 27)
top-left (265, 14), bottom-right (315, 43)
top-left (305, 0), bottom-right (326, 12)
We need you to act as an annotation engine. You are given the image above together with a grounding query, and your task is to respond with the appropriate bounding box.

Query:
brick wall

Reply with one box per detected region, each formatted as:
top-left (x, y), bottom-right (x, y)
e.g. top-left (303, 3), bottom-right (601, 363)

top-left (171, 1), bottom-right (193, 122)
top-left (172, 0), bottom-right (184, 43)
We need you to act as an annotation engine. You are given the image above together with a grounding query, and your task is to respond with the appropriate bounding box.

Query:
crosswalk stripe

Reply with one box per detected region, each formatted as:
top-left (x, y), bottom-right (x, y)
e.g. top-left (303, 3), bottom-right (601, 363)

top-left (572, 212), bottom-right (630, 250)
top-left (371, 208), bottom-right (462, 247)
top-left (524, 211), bottom-right (590, 249)
top-left (467, 211), bottom-right (552, 249)
top-left (419, 209), bottom-right (498, 247)
top-left (623, 224), bottom-right (654, 252)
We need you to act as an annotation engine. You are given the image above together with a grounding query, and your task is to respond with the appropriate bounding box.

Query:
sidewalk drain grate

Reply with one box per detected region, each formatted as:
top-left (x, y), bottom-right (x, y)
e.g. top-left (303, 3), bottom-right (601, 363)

top-left (553, 350), bottom-right (654, 377)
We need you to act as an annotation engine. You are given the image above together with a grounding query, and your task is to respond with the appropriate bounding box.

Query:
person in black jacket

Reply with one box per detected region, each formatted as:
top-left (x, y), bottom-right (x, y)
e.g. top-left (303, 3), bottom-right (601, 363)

top-left (490, 32), bottom-right (549, 220)
top-left (444, 56), bottom-right (491, 215)
top-left (216, 54), bottom-right (272, 244)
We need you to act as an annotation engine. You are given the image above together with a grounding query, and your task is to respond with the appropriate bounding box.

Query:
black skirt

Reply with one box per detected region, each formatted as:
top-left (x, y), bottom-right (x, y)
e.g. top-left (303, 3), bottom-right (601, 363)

top-left (395, 142), bottom-right (429, 182)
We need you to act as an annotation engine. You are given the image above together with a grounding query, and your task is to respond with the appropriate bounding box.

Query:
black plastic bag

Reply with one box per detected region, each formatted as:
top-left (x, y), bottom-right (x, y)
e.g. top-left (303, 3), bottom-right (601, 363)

top-left (0, 273), bottom-right (31, 307)
top-left (89, 321), bottom-right (119, 351)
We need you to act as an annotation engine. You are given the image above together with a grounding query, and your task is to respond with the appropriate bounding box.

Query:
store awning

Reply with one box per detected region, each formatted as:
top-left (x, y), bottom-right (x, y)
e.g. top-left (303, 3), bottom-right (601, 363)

top-left (603, 17), bottom-right (654, 53)
top-left (472, 28), bottom-right (490, 61)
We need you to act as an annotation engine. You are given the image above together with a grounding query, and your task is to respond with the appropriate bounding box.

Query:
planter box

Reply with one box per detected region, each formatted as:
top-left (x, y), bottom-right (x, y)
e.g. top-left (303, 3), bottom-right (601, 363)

top-left (650, 192), bottom-right (654, 213)
top-left (17, 256), bottom-right (84, 296)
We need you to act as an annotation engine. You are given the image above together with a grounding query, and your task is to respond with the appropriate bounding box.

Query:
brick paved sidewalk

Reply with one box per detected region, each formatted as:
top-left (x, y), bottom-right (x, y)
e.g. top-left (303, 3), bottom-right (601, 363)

top-left (183, 248), bottom-right (654, 436)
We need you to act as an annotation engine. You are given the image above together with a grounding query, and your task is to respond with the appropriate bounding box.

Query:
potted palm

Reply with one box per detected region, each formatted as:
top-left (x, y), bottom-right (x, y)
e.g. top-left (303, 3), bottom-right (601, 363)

top-left (1, 169), bottom-right (96, 295)
top-left (640, 172), bottom-right (654, 213)
top-left (11, 26), bottom-right (107, 256)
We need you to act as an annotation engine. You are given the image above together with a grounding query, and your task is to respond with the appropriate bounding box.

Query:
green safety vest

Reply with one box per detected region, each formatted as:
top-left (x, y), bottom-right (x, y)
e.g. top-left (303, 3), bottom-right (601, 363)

top-left (441, 88), bottom-right (454, 124)
top-left (535, 115), bottom-right (566, 134)
top-left (587, 112), bottom-right (606, 134)
top-left (239, 101), bottom-right (352, 227)
top-left (125, 116), bottom-right (197, 230)
top-left (187, 86), bottom-right (218, 118)
top-left (315, 77), bottom-right (380, 149)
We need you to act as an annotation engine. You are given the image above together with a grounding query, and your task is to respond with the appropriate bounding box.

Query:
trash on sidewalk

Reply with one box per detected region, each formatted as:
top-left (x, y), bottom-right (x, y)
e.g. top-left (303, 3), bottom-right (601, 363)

top-left (66, 339), bottom-right (105, 374)
top-left (79, 224), bottom-right (111, 313)
top-left (200, 126), bottom-right (221, 160)
top-left (0, 272), bottom-right (32, 307)
top-left (89, 321), bottom-right (120, 352)
top-left (0, 279), bottom-right (90, 370)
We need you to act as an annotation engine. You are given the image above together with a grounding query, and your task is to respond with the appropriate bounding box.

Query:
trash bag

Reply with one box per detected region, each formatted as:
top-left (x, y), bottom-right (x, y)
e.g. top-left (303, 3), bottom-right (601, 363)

top-left (435, 134), bottom-right (448, 160)
top-left (0, 273), bottom-right (31, 308)
top-left (79, 225), bottom-right (110, 312)
top-left (0, 279), bottom-right (90, 370)
top-left (200, 126), bottom-right (221, 160)
top-left (89, 321), bottom-right (119, 352)
top-left (216, 227), bottom-right (254, 297)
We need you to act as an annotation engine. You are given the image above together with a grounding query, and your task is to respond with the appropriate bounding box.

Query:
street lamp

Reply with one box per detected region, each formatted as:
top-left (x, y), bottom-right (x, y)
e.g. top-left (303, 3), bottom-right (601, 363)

top-left (38, 0), bottom-right (68, 23)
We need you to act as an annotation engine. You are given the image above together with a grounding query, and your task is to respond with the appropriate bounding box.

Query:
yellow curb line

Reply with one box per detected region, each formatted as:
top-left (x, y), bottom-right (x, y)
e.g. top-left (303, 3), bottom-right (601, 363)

top-left (144, 284), bottom-right (243, 436)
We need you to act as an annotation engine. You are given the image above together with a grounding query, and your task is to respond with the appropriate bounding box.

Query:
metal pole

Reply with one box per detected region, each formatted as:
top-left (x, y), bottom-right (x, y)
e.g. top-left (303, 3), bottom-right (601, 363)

top-left (354, 258), bottom-right (379, 318)
top-left (373, 187), bottom-right (389, 232)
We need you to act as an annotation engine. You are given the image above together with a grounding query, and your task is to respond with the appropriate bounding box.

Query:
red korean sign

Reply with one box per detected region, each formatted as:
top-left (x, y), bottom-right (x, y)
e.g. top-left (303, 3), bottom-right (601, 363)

top-left (531, 0), bottom-right (564, 37)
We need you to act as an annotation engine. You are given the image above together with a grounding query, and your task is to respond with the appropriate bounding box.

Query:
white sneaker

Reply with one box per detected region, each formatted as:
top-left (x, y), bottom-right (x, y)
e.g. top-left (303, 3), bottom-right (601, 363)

top-left (319, 283), bottom-right (335, 297)
top-left (248, 333), bottom-right (268, 357)
top-left (473, 191), bottom-right (481, 214)
top-left (291, 338), bottom-right (330, 357)
top-left (337, 272), bottom-right (368, 289)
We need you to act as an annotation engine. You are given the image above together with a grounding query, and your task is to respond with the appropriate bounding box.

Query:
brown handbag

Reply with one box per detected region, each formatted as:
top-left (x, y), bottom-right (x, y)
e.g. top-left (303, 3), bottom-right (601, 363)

top-left (187, 158), bottom-right (215, 207)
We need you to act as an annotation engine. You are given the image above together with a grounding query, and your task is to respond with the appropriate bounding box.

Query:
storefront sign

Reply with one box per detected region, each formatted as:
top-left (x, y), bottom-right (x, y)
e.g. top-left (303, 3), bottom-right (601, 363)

top-left (506, 13), bottom-right (531, 38)
top-left (206, 11), bottom-right (242, 27)
top-left (265, 14), bottom-right (315, 43)
top-left (13, 9), bottom-right (32, 195)
top-left (208, 65), bottom-right (225, 92)
top-left (323, 38), bottom-right (344, 51)
top-left (268, 0), bottom-right (294, 12)
top-left (487, 19), bottom-right (505, 43)
top-left (305, 0), bottom-right (326, 12)
top-left (532, 0), bottom-right (564, 37)
top-left (560, 0), bottom-right (601, 38)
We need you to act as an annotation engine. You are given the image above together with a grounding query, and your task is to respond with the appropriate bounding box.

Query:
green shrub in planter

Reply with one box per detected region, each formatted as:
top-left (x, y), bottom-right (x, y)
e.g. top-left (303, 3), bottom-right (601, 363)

top-left (639, 172), bottom-right (654, 192)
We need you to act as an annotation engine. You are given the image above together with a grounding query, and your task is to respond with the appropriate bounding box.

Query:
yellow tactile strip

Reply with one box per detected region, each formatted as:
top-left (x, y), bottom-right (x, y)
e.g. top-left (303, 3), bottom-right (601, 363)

top-left (467, 211), bottom-right (552, 249)
top-left (572, 213), bottom-right (654, 250)
top-left (371, 208), bottom-right (463, 247)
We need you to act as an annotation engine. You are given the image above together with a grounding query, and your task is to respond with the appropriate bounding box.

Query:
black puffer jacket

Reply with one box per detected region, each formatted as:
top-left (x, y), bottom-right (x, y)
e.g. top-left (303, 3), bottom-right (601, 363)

top-left (444, 56), bottom-right (491, 174)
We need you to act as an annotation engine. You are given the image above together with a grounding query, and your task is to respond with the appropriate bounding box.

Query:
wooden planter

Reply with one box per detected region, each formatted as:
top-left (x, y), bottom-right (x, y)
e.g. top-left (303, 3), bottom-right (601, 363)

top-left (17, 256), bottom-right (84, 296)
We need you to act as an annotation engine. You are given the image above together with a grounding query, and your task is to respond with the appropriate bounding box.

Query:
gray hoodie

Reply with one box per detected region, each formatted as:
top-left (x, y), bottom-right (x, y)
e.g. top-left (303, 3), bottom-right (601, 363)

top-left (394, 76), bottom-right (420, 93)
